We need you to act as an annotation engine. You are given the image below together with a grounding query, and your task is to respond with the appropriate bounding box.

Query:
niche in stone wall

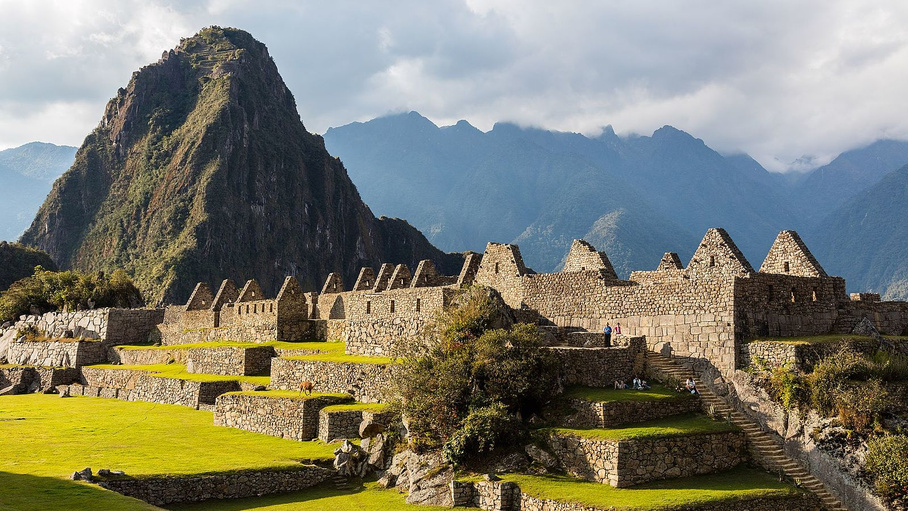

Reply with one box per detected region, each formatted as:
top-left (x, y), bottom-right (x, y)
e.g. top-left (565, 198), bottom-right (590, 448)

top-left (783, 261), bottom-right (790, 273)
top-left (416, 298), bottom-right (421, 312)
top-left (390, 300), bottom-right (396, 313)
top-left (366, 301), bottom-right (371, 314)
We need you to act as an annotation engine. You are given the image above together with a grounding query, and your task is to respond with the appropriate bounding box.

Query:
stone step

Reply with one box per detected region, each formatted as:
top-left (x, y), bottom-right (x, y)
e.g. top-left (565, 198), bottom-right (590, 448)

top-left (646, 351), bottom-right (849, 511)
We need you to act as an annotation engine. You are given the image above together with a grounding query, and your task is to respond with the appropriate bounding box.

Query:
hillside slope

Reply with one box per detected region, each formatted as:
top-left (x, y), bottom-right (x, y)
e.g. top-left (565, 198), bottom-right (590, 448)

top-left (20, 27), bottom-right (459, 303)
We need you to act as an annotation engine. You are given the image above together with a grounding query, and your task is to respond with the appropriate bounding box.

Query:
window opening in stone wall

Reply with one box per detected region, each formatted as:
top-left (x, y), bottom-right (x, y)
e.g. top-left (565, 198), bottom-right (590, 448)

top-left (783, 261), bottom-right (790, 273)
top-left (390, 300), bottom-right (395, 313)
top-left (399, 278), bottom-right (404, 286)
top-left (812, 288), bottom-right (818, 302)
top-left (246, 304), bottom-right (250, 314)
top-left (415, 298), bottom-right (421, 312)
top-left (270, 303), bottom-right (274, 313)
top-left (790, 288), bottom-right (796, 303)
top-left (254, 304), bottom-right (257, 313)
top-left (709, 256), bottom-right (716, 267)
top-left (366, 301), bottom-right (371, 314)
top-left (767, 285), bottom-right (774, 302)
top-left (494, 262), bottom-right (499, 274)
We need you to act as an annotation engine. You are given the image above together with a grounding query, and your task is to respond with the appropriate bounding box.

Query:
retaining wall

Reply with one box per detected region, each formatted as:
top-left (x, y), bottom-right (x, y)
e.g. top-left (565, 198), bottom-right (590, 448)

top-left (214, 392), bottom-right (350, 440)
top-left (7, 339), bottom-right (105, 368)
top-left (561, 396), bottom-right (701, 428)
top-left (270, 358), bottom-right (398, 403)
top-left (99, 466), bottom-right (332, 506)
top-left (550, 338), bottom-right (645, 387)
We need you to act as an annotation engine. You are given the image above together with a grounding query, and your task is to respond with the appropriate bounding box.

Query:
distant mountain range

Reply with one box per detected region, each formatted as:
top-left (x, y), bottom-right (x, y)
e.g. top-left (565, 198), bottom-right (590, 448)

top-left (0, 142), bottom-right (77, 241)
top-left (324, 112), bottom-right (908, 299)
top-left (5, 107), bottom-right (908, 300)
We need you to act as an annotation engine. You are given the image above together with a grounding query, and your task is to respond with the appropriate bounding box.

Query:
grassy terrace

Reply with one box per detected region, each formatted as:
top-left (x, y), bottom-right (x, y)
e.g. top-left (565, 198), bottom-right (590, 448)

top-left (84, 363), bottom-right (270, 386)
top-left (117, 340), bottom-right (346, 353)
top-left (746, 334), bottom-right (908, 345)
top-left (563, 384), bottom-right (695, 403)
top-left (223, 389), bottom-right (354, 402)
top-left (321, 402), bottom-right (389, 413)
top-left (500, 468), bottom-right (801, 511)
top-left (171, 480), bottom-right (471, 511)
top-left (282, 353), bottom-right (396, 365)
top-left (0, 394), bottom-right (339, 510)
top-left (548, 413), bottom-right (738, 441)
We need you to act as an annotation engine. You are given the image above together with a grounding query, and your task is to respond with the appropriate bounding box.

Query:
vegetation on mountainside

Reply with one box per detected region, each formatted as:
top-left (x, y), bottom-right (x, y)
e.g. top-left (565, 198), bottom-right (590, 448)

top-left (0, 242), bottom-right (57, 292)
top-left (866, 434), bottom-right (908, 508)
top-left (0, 266), bottom-right (142, 323)
top-left (393, 285), bottom-right (559, 465)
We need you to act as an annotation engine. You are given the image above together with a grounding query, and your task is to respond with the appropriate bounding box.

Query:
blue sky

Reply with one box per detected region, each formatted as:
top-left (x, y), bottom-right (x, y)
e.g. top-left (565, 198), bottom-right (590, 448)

top-left (1, 0), bottom-right (908, 171)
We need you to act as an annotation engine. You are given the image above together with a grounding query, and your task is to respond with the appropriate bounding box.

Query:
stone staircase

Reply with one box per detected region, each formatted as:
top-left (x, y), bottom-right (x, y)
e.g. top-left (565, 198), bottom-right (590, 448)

top-left (646, 352), bottom-right (848, 511)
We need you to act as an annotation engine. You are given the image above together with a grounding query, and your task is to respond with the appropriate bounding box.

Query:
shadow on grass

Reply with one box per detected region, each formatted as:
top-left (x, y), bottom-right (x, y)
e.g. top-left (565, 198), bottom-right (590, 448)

top-left (0, 471), bottom-right (158, 511)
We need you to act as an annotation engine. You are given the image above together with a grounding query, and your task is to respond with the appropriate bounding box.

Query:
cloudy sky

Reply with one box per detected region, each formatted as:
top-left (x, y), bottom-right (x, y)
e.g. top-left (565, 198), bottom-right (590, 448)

top-left (1, 0), bottom-right (908, 171)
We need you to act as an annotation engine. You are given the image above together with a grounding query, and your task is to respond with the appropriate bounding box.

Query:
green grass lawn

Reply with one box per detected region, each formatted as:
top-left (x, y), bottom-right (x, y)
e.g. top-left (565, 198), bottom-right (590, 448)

top-left (0, 394), bottom-right (341, 510)
top-left (224, 390), bottom-right (354, 402)
top-left (85, 363), bottom-right (270, 386)
top-left (321, 402), bottom-right (389, 413)
top-left (170, 480), bottom-right (474, 511)
top-left (283, 353), bottom-right (396, 365)
top-left (502, 467), bottom-right (802, 510)
top-left (116, 341), bottom-right (346, 353)
top-left (563, 384), bottom-right (694, 403)
top-left (548, 413), bottom-right (738, 441)
top-left (747, 334), bottom-right (873, 345)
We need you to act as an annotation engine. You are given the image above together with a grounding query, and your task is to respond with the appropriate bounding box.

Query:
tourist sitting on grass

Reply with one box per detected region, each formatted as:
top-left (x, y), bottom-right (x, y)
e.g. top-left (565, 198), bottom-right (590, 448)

top-left (614, 379), bottom-right (627, 390)
top-left (633, 377), bottom-right (650, 390)
top-left (685, 377), bottom-right (698, 395)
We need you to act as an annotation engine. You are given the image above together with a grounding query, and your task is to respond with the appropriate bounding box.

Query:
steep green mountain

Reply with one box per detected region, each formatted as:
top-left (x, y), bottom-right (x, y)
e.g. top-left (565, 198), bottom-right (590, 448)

top-left (20, 27), bottom-right (459, 303)
top-left (325, 113), bottom-right (698, 275)
top-left (0, 142), bottom-right (77, 241)
top-left (793, 139), bottom-right (908, 224)
top-left (0, 242), bottom-right (57, 292)
top-left (811, 163), bottom-right (908, 300)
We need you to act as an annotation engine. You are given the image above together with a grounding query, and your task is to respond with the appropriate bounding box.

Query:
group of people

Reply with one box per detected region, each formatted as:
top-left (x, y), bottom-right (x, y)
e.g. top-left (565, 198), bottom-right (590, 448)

top-left (680, 377), bottom-right (698, 395)
top-left (602, 322), bottom-right (622, 347)
top-left (613, 375), bottom-right (650, 390)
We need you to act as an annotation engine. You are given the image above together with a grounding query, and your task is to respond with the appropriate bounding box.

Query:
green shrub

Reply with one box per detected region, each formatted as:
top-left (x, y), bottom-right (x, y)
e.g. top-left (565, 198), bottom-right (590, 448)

top-left (767, 365), bottom-right (805, 410)
top-left (866, 434), bottom-right (908, 506)
top-left (393, 286), bottom-right (558, 462)
top-left (442, 403), bottom-right (523, 465)
top-left (807, 349), bottom-right (863, 415)
top-left (0, 266), bottom-right (143, 323)
top-left (868, 351), bottom-right (908, 381)
top-left (836, 380), bottom-right (888, 433)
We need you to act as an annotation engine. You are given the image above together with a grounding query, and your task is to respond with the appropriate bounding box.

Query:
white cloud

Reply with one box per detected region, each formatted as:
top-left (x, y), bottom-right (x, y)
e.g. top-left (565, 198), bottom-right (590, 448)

top-left (1, 0), bottom-right (908, 172)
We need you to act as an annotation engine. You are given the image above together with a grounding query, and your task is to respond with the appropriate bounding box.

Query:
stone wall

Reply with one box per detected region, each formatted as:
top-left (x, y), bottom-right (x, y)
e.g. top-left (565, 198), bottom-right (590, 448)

top-left (550, 339), bottom-right (645, 387)
top-left (270, 358), bottom-right (398, 403)
top-left (318, 408), bottom-right (363, 442)
top-left (343, 287), bottom-right (458, 357)
top-left (734, 274), bottom-right (847, 339)
top-left (0, 308), bottom-right (164, 347)
top-left (108, 346), bottom-right (187, 366)
top-left (185, 346), bottom-right (274, 376)
top-left (561, 396), bottom-right (701, 428)
top-left (740, 338), bottom-right (894, 371)
top-left (80, 367), bottom-right (239, 408)
top-left (214, 392), bottom-right (350, 440)
top-left (99, 466), bottom-right (332, 506)
top-left (546, 430), bottom-right (745, 487)
top-left (0, 365), bottom-right (78, 393)
top-left (7, 339), bottom-right (105, 368)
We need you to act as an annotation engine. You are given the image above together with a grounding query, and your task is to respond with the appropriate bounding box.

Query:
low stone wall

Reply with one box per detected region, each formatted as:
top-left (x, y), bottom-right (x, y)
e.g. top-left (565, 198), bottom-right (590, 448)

top-left (740, 338), bottom-right (887, 371)
top-left (99, 465), bottom-right (332, 506)
top-left (318, 408), bottom-right (363, 442)
top-left (161, 322), bottom-right (320, 346)
top-left (274, 342), bottom-right (342, 357)
top-left (472, 480), bottom-right (519, 510)
top-left (546, 430), bottom-right (745, 487)
top-left (309, 319), bottom-right (347, 342)
top-left (514, 493), bottom-right (818, 511)
top-left (108, 347), bottom-right (187, 366)
top-left (80, 367), bottom-right (240, 408)
top-left (7, 339), bottom-right (105, 368)
top-left (550, 338), bottom-right (645, 387)
top-left (343, 317), bottom-right (425, 357)
top-left (561, 396), bottom-right (701, 428)
top-left (0, 308), bottom-right (164, 346)
top-left (214, 392), bottom-right (350, 440)
top-left (0, 365), bottom-right (79, 394)
top-left (270, 358), bottom-right (398, 403)
top-left (185, 346), bottom-right (274, 376)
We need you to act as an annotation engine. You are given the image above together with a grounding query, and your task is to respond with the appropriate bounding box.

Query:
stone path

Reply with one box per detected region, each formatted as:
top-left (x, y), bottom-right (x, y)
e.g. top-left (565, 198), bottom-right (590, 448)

top-left (647, 352), bottom-right (848, 511)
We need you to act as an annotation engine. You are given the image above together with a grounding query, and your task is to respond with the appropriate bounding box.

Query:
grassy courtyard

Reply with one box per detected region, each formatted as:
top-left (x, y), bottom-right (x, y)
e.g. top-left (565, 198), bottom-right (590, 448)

top-left (563, 384), bottom-right (695, 403)
top-left (548, 413), bottom-right (739, 441)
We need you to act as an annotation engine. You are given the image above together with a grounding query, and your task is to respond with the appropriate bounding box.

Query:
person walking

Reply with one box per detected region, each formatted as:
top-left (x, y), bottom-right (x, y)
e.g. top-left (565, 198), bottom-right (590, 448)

top-left (615, 322), bottom-right (622, 335)
top-left (603, 323), bottom-right (612, 347)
